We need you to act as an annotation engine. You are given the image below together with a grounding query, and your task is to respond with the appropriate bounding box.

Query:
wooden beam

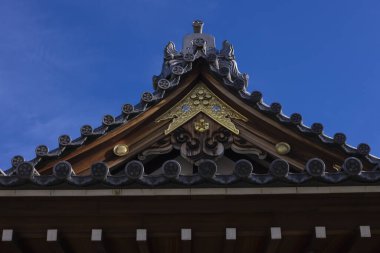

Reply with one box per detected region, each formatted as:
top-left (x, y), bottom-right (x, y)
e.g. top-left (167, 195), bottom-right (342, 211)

top-left (46, 229), bottom-right (69, 253)
top-left (91, 229), bottom-right (107, 253)
top-left (303, 226), bottom-right (327, 253)
top-left (223, 228), bottom-right (236, 253)
top-left (1, 229), bottom-right (24, 253)
top-left (264, 227), bottom-right (282, 253)
top-left (181, 229), bottom-right (192, 253)
top-left (346, 226), bottom-right (372, 253)
top-left (136, 229), bottom-right (150, 253)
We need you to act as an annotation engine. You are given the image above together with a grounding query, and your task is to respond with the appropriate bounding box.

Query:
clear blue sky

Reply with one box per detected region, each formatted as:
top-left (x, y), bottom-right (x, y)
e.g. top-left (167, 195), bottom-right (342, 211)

top-left (0, 0), bottom-right (379, 169)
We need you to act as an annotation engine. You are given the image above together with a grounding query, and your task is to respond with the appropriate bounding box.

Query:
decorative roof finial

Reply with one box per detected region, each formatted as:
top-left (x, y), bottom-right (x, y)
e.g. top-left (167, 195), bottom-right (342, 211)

top-left (193, 20), bottom-right (204, 34)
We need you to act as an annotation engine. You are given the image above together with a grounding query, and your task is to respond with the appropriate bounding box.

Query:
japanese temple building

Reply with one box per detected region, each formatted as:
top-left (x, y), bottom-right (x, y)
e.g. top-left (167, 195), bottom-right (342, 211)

top-left (1, 21), bottom-right (380, 253)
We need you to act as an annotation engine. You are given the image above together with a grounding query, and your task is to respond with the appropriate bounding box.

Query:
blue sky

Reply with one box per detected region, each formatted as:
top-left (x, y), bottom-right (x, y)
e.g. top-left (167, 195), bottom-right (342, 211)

top-left (0, 0), bottom-right (379, 169)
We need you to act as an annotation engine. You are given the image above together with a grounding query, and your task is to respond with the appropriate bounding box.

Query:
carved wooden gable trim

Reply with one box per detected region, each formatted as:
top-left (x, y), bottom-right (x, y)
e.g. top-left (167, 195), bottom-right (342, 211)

top-left (156, 82), bottom-right (247, 135)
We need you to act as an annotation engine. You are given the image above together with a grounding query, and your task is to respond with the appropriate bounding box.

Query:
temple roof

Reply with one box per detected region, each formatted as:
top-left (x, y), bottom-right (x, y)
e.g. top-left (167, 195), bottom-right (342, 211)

top-left (1, 21), bottom-right (379, 188)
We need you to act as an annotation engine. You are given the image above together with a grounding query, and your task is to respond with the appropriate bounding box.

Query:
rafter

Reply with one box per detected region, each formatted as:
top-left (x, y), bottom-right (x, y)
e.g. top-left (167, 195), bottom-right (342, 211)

top-left (181, 228), bottom-right (192, 253)
top-left (91, 229), bottom-right (108, 253)
top-left (137, 229), bottom-right (150, 253)
top-left (223, 228), bottom-right (236, 253)
top-left (346, 226), bottom-right (372, 253)
top-left (264, 227), bottom-right (282, 253)
top-left (1, 229), bottom-right (24, 253)
top-left (302, 226), bottom-right (327, 253)
top-left (46, 229), bottom-right (70, 253)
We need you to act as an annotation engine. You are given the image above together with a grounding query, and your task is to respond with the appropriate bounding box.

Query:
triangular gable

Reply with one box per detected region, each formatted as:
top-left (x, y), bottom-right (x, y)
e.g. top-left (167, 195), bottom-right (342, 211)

top-left (1, 21), bottom-right (379, 189)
